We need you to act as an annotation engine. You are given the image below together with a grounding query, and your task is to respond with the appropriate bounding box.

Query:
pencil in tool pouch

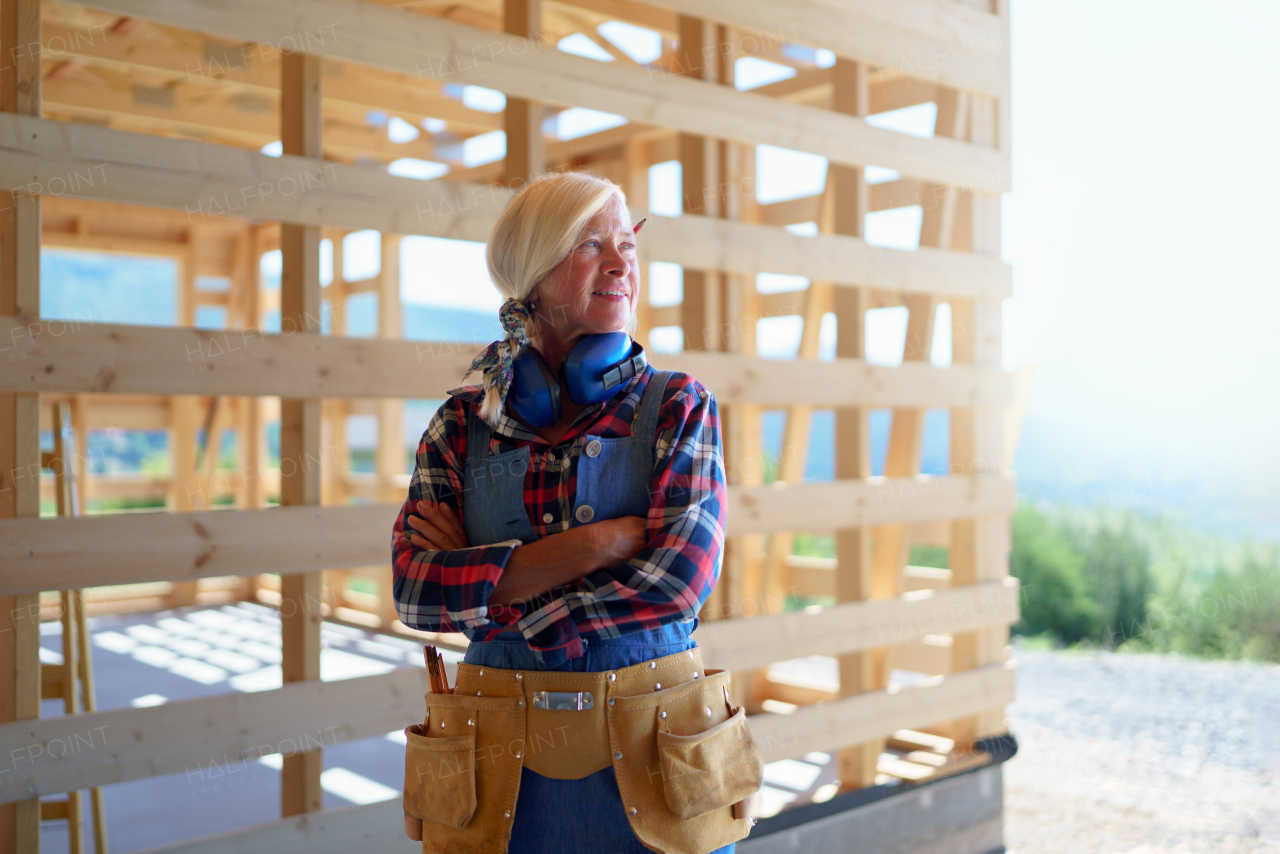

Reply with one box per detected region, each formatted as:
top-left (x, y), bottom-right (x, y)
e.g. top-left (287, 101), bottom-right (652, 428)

top-left (424, 644), bottom-right (441, 693)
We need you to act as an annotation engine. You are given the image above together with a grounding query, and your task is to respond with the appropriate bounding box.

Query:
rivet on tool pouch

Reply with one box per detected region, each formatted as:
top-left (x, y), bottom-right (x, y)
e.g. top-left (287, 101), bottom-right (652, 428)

top-left (403, 647), bottom-right (766, 854)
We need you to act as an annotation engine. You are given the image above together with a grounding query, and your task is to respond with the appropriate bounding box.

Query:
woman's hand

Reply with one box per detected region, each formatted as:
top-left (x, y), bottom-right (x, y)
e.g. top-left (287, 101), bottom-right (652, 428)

top-left (486, 516), bottom-right (650, 610)
top-left (404, 813), bottom-right (423, 841)
top-left (592, 516), bottom-right (648, 566)
top-left (400, 499), bottom-right (470, 551)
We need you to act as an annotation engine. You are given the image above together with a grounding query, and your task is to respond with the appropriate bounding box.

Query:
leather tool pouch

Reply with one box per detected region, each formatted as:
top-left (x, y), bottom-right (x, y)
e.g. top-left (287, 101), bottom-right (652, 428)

top-left (404, 691), bottom-right (525, 854)
top-left (404, 720), bottom-right (476, 828)
top-left (610, 667), bottom-right (765, 854)
top-left (657, 703), bottom-right (761, 820)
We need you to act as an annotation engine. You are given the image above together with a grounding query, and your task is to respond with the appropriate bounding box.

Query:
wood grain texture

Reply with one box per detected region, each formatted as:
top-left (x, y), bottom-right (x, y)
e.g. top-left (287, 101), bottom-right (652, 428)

top-left (693, 578), bottom-right (1019, 671)
top-left (0, 474), bottom-right (1015, 595)
top-left (0, 115), bottom-right (1011, 297)
top-left (0, 317), bottom-right (1013, 405)
top-left (72, 0), bottom-right (1009, 190)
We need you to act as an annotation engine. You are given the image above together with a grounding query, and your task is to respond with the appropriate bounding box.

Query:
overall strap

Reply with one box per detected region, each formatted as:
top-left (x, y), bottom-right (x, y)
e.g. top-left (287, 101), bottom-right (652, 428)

top-left (634, 369), bottom-right (673, 446)
top-left (464, 400), bottom-right (492, 464)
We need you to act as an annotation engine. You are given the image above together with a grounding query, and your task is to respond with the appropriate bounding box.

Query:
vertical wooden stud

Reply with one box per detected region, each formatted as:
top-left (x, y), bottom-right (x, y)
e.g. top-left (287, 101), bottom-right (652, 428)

top-left (830, 58), bottom-right (882, 792)
top-left (504, 0), bottom-right (544, 187)
top-left (0, 0), bottom-right (42, 847)
top-left (948, 90), bottom-right (1011, 746)
top-left (677, 15), bottom-right (721, 354)
top-left (279, 50), bottom-right (325, 818)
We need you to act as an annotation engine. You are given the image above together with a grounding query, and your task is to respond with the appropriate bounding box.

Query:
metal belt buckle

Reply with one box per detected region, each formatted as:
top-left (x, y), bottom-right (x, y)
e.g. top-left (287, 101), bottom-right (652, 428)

top-left (531, 690), bottom-right (593, 710)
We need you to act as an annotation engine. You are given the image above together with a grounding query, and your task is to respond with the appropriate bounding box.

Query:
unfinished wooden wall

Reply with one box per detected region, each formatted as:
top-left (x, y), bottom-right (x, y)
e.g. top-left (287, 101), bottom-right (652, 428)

top-left (0, 0), bottom-right (1017, 848)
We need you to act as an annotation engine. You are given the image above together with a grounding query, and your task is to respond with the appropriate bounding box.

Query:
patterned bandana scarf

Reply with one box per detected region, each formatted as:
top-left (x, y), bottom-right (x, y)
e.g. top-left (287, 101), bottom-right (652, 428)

top-left (452, 296), bottom-right (536, 429)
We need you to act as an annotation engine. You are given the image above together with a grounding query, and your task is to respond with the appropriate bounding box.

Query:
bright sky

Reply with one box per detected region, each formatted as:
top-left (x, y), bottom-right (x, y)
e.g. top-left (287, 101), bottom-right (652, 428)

top-left (1004, 0), bottom-right (1280, 535)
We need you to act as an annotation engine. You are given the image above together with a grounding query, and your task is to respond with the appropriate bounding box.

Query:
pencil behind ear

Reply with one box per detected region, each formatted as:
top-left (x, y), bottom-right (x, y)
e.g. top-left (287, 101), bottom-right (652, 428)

top-left (633, 217), bottom-right (647, 234)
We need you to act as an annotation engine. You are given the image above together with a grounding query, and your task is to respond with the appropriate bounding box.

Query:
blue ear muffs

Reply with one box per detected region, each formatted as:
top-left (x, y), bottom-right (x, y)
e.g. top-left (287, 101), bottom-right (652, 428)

top-left (506, 332), bottom-right (648, 429)
top-left (506, 344), bottom-right (560, 429)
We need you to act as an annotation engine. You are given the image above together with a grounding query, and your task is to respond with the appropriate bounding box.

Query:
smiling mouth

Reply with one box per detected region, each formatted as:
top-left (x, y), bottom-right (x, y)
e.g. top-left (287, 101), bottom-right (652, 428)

top-left (593, 289), bottom-right (628, 297)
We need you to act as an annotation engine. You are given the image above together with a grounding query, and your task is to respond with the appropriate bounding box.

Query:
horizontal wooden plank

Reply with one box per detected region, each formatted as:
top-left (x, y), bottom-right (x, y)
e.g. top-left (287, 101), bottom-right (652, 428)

top-left (693, 579), bottom-right (1019, 671)
top-left (133, 802), bottom-right (405, 854)
top-left (0, 318), bottom-right (1013, 404)
top-left (75, 0), bottom-right (1009, 191)
top-left (760, 179), bottom-right (929, 226)
top-left (660, 351), bottom-right (1012, 407)
top-left (0, 114), bottom-right (501, 242)
top-left (638, 0), bottom-right (1009, 98)
top-left (725, 473), bottom-right (1017, 537)
top-left (749, 661), bottom-right (1017, 764)
top-left (0, 115), bottom-right (1011, 297)
top-left (0, 666), bottom-right (430, 803)
top-left (0, 639), bottom-right (1010, 806)
top-left (637, 206), bottom-right (1010, 300)
top-left (0, 317), bottom-right (484, 398)
top-left (0, 503), bottom-right (402, 596)
top-left (0, 475), bottom-right (1013, 595)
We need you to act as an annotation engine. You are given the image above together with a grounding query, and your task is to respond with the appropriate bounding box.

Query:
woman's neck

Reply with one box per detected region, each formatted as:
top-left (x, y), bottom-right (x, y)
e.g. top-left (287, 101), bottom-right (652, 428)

top-left (528, 334), bottom-right (577, 376)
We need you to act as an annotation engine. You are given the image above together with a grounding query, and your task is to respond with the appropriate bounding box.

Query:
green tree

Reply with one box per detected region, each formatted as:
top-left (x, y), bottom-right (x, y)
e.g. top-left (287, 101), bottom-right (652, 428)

top-left (1009, 503), bottom-right (1097, 642)
top-left (1074, 519), bottom-right (1153, 647)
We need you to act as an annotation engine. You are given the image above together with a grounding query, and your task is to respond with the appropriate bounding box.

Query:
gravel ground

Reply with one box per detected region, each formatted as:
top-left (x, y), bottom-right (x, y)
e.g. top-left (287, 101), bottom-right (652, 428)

top-left (1003, 648), bottom-right (1280, 854)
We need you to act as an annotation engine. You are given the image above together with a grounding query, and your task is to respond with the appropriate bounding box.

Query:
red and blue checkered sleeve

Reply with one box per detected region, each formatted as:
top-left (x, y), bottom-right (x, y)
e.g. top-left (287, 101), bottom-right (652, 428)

top-left (391, 399), bottom-right (525, 635)
top-left (516, 375), bottom-right (727, 665)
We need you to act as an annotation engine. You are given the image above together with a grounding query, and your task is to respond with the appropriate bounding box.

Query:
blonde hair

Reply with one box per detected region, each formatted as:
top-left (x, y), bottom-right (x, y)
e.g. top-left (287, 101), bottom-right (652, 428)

top-left (487, 170), bottom-right (639, 344)
top-left (468, 171), bottom-right (640, 427)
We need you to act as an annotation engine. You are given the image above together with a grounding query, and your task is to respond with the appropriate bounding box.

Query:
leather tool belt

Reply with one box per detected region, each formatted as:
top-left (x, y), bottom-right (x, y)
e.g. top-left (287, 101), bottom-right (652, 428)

top-left (403, 647), bottom-right (765, 854)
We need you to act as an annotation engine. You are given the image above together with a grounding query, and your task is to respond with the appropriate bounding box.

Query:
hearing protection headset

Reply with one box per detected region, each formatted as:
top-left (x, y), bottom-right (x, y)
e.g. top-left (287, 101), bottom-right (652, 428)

top-left (507, 332), bottom-right (648, 429)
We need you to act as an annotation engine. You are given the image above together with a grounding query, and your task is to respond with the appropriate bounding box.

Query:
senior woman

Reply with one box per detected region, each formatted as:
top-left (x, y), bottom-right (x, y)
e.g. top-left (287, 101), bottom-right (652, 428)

top-left (391, 171), bottom-right (760, 854)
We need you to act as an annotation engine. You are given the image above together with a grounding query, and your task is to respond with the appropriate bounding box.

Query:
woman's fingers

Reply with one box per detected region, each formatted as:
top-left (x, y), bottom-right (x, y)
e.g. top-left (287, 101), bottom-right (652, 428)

top-left (404, 513), bottom-right (451, 550)
top-left (415, 500), bottom-right (470, 549)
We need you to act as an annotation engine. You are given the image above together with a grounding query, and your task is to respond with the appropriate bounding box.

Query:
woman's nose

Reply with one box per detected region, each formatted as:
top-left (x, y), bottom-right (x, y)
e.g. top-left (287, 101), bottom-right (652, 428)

top-left (600, 245), bottom-right (629, 276)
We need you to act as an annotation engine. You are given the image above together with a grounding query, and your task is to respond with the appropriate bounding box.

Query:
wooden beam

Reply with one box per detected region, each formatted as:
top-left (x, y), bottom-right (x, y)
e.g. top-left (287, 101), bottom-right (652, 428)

top-left (722, 474), bottom-right (1016, 539)
top-left (73, 0), bottom-right (1010, 192)
top-left (948, 94), bottom-right (1011, 748)
top-left (693, 579), bottom-right (1019, 672)
top-left (375, 234), bottom-right (404, 507)
top-left (39, 75), bottom-right (447, 164)
top-left (0, 115), bottom-right (1011, 298)
top-left (0, 666), bottom-right (431, 803)
top-left (0, 503), bottom-right (398, 594)
top-left (634, 207), bottom-right (1011, 300)
top-left (750, 662), bottom-right (1018, 765)
top-left (0, 318), bottom-right (1013, 405)
top-left (677, 14), bottom-right (720, 355)
top-left (104, 802), bottom-right (407, 854)
top-left (0, 0), bottom-right (42, 848)
top-left (0, 474), bottom-right (1014, 596)
top-left (759, 180), bottom-right (932, 226)
top-left (547, 0), bottom-right (676, 35)
top-left (37, 16), bottom-right (503, 133)
top-left (279, 49), bottom-right (324, 819)
top-left (5, 664), bottom-right (1012, 852)
top-left (503, 0), bottom-right (544, 185)
top-left (628, 0), bottom-right (1008, 98)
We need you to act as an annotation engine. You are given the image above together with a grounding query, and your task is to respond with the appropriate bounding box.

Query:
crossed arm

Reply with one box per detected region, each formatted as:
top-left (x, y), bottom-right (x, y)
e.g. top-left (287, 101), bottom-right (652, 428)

top-left (391, 378), bottom-right (726, 661)
top-left (398, 500), bottom-right (647, 611)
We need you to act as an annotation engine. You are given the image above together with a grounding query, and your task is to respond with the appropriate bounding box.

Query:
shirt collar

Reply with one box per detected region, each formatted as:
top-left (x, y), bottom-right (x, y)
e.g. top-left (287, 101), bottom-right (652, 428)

top-left (447, 369), bottom-right (646, 445)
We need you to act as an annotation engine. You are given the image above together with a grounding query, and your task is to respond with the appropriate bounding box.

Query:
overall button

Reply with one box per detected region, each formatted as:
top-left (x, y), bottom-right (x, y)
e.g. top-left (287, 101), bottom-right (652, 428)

top-left (542, 512), bottom-right (554, 524)
top-left (585, 439), bottom-right (603, 457)
top-left (575, 505), bottom-right (594, 523)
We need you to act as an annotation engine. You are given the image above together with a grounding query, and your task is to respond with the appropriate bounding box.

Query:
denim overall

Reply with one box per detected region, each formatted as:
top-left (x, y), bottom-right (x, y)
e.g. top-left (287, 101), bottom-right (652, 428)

top-left (459, 366), bottom-right (733, 854)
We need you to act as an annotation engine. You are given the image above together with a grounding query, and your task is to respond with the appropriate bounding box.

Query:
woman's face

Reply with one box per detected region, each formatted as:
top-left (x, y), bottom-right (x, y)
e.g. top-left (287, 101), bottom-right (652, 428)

top-left (531, 203), bottom-right (639, 349)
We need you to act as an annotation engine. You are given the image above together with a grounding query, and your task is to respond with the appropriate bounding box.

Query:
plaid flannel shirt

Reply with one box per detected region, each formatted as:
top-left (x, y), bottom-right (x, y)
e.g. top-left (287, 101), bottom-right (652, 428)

top-left (391, 368), bottom-right (727, 667)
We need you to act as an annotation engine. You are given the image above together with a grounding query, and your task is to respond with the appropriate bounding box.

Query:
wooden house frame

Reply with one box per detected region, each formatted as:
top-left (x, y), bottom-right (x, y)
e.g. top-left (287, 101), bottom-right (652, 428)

top-left (0, 0), bottom-right (1019, 850)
